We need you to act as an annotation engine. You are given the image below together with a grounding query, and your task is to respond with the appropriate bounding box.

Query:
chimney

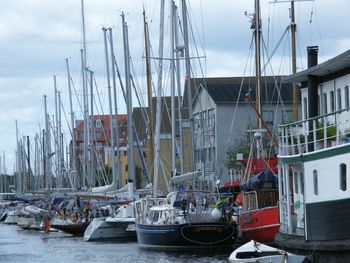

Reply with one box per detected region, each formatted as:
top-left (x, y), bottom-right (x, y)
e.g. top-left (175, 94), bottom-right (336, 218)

top-left (307, 46), bottom-right (319, 119)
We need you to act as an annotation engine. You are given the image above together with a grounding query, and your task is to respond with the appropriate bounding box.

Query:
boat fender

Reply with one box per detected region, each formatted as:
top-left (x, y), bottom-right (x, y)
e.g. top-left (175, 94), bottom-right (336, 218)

top-left (210, 208), bottom-right (221, 221)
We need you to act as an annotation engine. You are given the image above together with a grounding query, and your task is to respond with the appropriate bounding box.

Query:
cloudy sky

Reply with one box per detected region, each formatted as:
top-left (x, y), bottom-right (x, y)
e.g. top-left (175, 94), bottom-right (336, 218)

top-left (0, 0), bottom-right (349, 174)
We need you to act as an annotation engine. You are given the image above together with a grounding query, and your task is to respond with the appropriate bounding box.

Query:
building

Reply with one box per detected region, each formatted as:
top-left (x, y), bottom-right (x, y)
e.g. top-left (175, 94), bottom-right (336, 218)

top-left (191, 76), bottom-right (297, 185)
top-left (133, 96), bottom-right (192, 193)
top-left (75, 114), bottom-right (128, 187)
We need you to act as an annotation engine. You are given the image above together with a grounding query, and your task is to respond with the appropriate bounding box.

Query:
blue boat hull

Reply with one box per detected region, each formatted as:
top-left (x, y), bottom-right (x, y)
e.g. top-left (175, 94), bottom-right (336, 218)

top-left (136, 223), bottom-right (236, 249)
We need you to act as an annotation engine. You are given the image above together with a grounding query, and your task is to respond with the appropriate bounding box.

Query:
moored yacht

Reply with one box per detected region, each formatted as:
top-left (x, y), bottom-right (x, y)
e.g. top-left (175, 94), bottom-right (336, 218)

top-left (84, 202), bottom-right (136, 242)
top-left (135, 187), bottom-right (237, 249)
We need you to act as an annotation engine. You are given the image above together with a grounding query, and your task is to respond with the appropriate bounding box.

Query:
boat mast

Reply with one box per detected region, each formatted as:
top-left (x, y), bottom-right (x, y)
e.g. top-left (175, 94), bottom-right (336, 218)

top-left (15, 120), bottom-right (22, 193)
top-left (66, 58), bottom-right (78, 189)
top-left (108, 27), bottom-right (121, 189)
top-left (174, 5), bottom-right (184, 174)
top-left (44, 95), bottom-right (51, 192)
top-left (143, 10), bottom-right (154, 185)
top-left (103, 27), bottom-right (117, 189)
top-left (254, 0), bottom-right (262, 130)
top-left (153, 0), bottom-right (165, 199)
top-left (291, 0), bottom-right (298, 121)
top-left (181, 0), bottom-right (194, 171)
top-left (81, 0), bottom-right (90, 188)
top-left (170, 0), bottom-right (176, 177)
top-left (122, 13), bottom-right (135, 188)
top-left (88, 69), bottom-right (95, 186)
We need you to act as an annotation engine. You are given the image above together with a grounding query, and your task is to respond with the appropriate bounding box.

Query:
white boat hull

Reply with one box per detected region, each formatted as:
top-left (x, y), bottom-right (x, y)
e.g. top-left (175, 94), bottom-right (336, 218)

top-left (4, 211), bottom-right (18, 224)
top-left (84, 217), bottom-right (136, 242)
top-left (228, 240), bottom-right (307, 263)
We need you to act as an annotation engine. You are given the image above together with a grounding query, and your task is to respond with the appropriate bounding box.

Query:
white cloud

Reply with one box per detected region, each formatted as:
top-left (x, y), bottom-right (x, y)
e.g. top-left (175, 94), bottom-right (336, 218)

top-left (0, 0), bottom-right (349, 174)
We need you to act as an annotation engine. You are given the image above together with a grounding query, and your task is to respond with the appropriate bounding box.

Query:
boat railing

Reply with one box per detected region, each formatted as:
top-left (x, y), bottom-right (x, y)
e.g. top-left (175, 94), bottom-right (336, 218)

top-left (278, 107), bottom-right (350, 156)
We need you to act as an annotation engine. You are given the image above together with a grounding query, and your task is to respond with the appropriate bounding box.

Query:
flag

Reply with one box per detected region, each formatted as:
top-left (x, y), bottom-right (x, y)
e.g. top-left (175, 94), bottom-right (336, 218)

top-left (214, 196), bottom-right (230, 209)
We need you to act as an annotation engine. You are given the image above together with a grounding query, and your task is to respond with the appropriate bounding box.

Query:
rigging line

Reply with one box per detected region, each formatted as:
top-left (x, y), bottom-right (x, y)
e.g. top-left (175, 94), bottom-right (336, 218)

top-left (225, 33), bottom-right (255, 147)
top-left (60, 97), bottom-right (72, 139)
top-left (261, 25), bottom-right (290, 75)
top-left (130, 73), bottom-right (148, 125)
top-left (130, 57), bottom-right (147, 109)
top-left (69, 75), bottom-right (83, 116)
top-left (261, 32), bottom-right (289, 111)
top-left (312, 2), bottom-right (325, 59)
top-left (186, 1), bottom-right (206, 61)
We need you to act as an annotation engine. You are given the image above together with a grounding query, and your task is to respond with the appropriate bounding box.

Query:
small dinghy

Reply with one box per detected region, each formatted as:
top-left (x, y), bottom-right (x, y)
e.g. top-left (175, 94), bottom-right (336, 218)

top-left (228, 240), bottom-right (310, 263)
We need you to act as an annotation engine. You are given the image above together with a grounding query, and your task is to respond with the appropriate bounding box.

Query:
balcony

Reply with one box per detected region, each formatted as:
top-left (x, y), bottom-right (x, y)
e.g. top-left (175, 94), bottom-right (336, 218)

top-left (279, 107), bottom-right (350, 156)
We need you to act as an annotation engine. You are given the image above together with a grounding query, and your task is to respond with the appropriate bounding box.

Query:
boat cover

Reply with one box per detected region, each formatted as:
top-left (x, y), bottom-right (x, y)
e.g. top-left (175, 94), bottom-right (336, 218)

top-left (240, 170), bottom-right (278, 191)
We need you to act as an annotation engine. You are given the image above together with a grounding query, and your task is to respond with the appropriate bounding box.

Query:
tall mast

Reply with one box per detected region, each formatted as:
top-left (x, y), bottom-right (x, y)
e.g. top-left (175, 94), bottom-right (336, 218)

top-left (181, 0), bottom-right (194, 170)
top-left (122, 13), bottom-right (135, 185)
top-left (15, 120), bottom-right (22, 192)
top-left (108, 27), bottom-right (121, 189)
top-left (81, 49), bottom-right (88, 188)
top-left (81, 0), bottom-right (89, 187)
top-left (153, 0), bottom-right (165, 198)
top-left (44, 95), bottom-right (51, 191)
top-left (174, 4), bottom-right (184, 174)
top-left (254, 0), bottom-right (262, 130)
top-left (88, 69), bottom-right (95, 187)
top-left (291, 0), bottom-right (298, 121)
top-left (58, 91), bottom-right (63, 188)
top-left (66, 58), bottom-right (77, 189)
top-left (143, 10), bottom-right (154, 184)
top-left (103, 27), bottom-right (117, 189)
top-left (170, 0), bottom-right (176, 176)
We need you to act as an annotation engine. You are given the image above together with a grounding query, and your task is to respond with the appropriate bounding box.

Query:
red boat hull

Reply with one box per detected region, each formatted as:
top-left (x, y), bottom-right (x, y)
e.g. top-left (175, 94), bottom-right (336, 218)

top-left (239, 206), bottom-right (279, 244)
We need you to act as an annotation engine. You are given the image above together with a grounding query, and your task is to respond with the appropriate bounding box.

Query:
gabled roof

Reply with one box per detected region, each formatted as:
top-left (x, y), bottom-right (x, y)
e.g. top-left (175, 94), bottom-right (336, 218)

top-left (191, 76), bottom-right (293, 105)
top-left (283, 49), bottom-right (350, 83)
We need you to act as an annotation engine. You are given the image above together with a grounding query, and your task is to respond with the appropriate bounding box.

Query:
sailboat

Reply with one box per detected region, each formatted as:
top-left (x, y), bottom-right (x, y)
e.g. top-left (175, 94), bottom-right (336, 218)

top-left (135, 0), bottom-right (237, 249)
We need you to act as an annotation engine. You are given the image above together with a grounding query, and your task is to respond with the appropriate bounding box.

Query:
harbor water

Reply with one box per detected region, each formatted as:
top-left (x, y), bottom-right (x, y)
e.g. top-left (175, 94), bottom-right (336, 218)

top-left (0, 224), bottom-right (229, 263)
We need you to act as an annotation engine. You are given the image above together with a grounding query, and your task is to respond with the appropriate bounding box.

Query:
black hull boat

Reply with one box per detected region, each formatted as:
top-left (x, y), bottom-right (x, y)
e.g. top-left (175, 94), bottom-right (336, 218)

top-left (137, 222), bottom-right (236, 248)
top-left (51, 221), bottom-right (90, 236)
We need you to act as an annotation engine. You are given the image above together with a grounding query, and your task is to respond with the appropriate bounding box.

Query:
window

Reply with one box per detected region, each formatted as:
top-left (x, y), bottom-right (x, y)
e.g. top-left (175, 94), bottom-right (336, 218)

top-left (124, 151), bottom-right (127, 156)
top-left (303, 97), bottom-right (308, 119)
top-left (330, 91), bottom-right (335, 112)
top-left (345, 86), bottom-right (350, 109)
top-left (262, 110), bottom-right (274, 125)
top-left (323, 93), bottom-right (328, 114)
top-left (208, 109), bottom-right (215, 127)
top-left (125, 165), bottom-right (128, 172)
top-left (96, 119), bottom-right (102, 128)
top-left (313, 169), bottom-right (318, 195)
top-left (95, 130), bottom-right (103, 138)
top-left (340, 163), bottom-right (347, 191)
top-left (294, 171), bottom-right (298, 194)
top-left (337, 89), bottom-right (342, 111)
top-left (282, 110), bottom-right (293, 123)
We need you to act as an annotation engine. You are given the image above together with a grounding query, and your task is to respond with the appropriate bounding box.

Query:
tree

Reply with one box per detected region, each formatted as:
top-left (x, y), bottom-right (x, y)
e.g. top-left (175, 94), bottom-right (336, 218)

top-left (226, 133), bottom-right (252, 170)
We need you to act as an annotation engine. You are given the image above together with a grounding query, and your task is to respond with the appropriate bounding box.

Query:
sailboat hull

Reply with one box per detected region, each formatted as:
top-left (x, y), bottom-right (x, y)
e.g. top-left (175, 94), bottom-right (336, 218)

top-left (136, 222), bottom-right (236, 249)
top-left (51, 221), bottom-right (90, 236)
top-left (84, 218), bottom-right (136, 241)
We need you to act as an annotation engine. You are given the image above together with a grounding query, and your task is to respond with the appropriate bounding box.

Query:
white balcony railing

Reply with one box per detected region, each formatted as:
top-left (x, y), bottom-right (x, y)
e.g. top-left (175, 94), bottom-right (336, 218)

top-left (279, 108), bottom-right (350, 156)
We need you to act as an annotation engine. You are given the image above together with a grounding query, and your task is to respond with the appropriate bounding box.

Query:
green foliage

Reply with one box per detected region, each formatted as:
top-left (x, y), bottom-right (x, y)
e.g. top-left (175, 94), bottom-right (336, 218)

top-left (226, 133), bottom-right (251, 170)
top-left (316, 122), bottom-right (337, 140)
top-left (226, 131), bottom-right (277, 170)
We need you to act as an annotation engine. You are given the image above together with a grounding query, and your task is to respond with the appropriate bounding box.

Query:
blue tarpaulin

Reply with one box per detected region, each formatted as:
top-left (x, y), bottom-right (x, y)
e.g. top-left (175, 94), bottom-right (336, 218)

top-left (240, 170), bottom-right (278, 191)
